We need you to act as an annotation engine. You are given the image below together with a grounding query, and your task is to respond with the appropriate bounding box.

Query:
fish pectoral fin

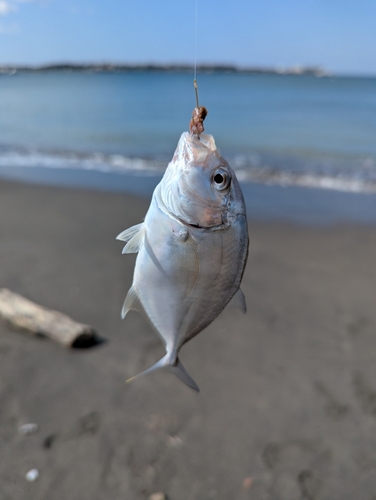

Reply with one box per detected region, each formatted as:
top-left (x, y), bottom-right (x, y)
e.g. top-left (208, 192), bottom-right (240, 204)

top-left (121, 286), bottom-right (143, 319)
top-left (116, 223), bottom-right (145, 254)
top-left (228, 288), bottom-right (247, 313)
top-left (169, 358), bottom-right (200, 392)
top-left (116, 222), bottom-right (143, 242)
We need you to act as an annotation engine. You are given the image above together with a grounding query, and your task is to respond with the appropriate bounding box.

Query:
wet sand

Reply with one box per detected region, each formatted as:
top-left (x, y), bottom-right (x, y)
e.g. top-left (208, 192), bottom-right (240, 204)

top-left (1, 179), bottom-right (376, 500)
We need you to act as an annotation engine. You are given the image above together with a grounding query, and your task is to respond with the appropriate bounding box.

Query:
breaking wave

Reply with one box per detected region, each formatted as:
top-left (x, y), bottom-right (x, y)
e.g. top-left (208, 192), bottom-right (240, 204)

top-left (0, 147), bottom-right (166, 175)
top-left (0, 146), bottom-right (376, 194)
top-left (235, 165), bottom-right (376, 194)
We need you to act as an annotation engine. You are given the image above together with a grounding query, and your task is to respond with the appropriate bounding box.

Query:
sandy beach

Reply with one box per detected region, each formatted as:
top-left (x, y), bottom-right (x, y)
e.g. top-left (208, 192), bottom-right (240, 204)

top-left (1, 178), bottom-right (376, 500)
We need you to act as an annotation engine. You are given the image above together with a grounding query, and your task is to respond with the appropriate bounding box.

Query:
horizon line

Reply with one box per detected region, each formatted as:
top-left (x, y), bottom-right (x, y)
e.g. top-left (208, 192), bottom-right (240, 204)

top-left (0, 62), bottom-right (375, 78)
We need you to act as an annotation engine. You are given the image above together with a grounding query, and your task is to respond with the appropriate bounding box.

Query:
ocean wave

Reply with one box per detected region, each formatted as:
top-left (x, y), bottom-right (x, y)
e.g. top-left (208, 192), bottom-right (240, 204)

top-left (235, 165), bottom-right (376, 194)
top-left (0, 147), bottom-right (376, 194)
top-left (0, 148), bottom-right (166, 175)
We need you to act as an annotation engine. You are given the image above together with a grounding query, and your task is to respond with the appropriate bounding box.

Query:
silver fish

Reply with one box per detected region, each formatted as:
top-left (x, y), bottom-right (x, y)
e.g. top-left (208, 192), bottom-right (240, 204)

top-left (117, 131), bottom-right (248, 391)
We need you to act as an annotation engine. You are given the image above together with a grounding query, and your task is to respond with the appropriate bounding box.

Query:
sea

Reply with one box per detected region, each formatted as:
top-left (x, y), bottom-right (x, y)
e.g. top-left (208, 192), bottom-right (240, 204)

top-left (1, 70), bottom-right (376, 224)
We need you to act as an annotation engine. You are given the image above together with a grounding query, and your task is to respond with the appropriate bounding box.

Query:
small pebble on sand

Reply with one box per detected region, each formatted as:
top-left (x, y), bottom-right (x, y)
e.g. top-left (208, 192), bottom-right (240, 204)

top-left (242, 476), bottom-right (253, 490)
top-left (166, 435), bottom-right (183, 448)
top-left (26, 469), bottom-right (39, 482)
top-left (149, 493), bottom-right (167, 500)
top-left (19, 423), bottom-right (39, 436)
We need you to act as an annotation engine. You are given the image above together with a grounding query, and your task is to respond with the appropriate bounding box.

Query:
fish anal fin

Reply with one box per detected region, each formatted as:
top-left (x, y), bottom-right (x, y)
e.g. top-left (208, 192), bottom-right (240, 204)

top-left (122, 286), bottom-right (143, 319)
top-left (228, 288), bottom-right (247, 313)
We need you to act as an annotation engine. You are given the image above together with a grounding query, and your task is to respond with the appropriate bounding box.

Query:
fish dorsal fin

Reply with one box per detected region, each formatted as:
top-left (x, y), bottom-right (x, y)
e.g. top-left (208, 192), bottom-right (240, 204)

top-left (122, 286), bottom-right (143, 319)
top-left (116, 223), bottom-right (145, 254)
top-left (228, 288), bottom-right (247, 313)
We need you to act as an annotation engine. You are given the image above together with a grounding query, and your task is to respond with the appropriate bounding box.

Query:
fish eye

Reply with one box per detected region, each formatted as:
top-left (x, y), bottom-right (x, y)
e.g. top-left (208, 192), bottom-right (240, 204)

top-left (212, 168), bottom-right (231, 191)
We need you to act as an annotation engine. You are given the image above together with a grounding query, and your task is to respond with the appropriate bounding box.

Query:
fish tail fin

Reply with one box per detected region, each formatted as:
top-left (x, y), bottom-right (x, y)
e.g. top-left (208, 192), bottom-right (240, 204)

top-left (126, 354), bottom-right (200, 393)
top-left (169, 358), bottom-right (200, 392)
top-left (126, 354), bottom-right (170, 385)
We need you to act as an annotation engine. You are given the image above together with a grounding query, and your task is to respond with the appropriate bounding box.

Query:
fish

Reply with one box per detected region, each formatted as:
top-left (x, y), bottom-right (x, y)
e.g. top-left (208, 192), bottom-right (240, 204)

top-left (117, 130), bottom-right (248, 392)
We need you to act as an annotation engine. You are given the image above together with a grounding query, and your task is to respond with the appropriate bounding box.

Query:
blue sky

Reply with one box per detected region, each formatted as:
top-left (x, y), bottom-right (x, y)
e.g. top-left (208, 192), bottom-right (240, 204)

top-left (0, 0), bottom-right (375, 75)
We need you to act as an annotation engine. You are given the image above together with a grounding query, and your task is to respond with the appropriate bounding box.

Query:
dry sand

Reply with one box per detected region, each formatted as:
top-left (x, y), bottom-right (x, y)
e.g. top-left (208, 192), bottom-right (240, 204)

top-left (1, 179), bottom-right (376, 500)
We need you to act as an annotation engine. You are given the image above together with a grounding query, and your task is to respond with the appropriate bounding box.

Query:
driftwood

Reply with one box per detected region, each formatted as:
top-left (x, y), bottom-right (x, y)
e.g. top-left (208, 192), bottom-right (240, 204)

top-left (0, 288), bottom-right (98, 348)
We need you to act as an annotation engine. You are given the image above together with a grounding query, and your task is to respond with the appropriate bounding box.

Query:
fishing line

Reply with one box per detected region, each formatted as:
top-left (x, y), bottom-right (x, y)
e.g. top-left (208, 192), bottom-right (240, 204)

top-left (189, 0), bottom-right (207, 139)
top-left (193, 0), bottom-right (199, 108)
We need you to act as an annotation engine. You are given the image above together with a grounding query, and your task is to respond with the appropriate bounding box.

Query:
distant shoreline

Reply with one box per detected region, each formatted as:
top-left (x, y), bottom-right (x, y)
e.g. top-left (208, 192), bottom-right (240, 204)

top-left (0, 62), bottom-right (329, 77)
